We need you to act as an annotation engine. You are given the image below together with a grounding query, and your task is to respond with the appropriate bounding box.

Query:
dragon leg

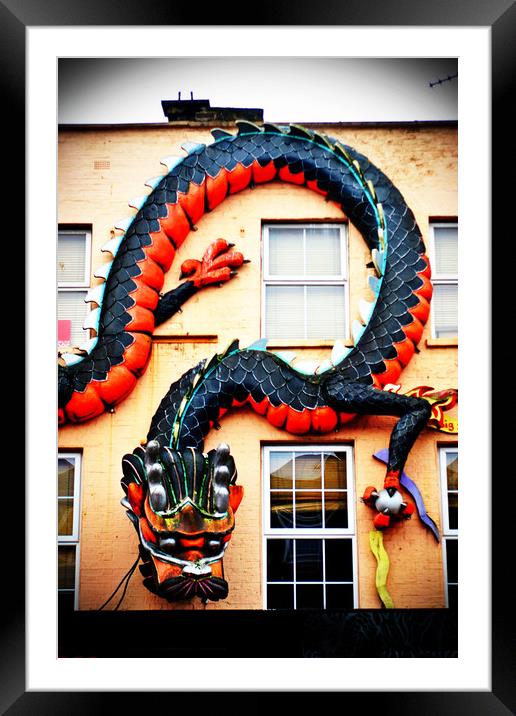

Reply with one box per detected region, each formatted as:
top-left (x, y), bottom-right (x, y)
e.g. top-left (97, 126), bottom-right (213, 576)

top-left (322, 380), bottom-right (432, 489)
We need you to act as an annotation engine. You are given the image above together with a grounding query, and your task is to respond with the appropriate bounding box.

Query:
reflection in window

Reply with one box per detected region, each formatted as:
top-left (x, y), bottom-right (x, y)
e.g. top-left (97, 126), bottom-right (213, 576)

top-left (440, 447), bottom-right (458, 609)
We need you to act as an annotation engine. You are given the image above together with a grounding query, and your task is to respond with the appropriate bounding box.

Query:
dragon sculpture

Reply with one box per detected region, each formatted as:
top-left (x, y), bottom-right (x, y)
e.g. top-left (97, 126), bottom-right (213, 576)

top-left (58, 121), bottom-right (456, 605)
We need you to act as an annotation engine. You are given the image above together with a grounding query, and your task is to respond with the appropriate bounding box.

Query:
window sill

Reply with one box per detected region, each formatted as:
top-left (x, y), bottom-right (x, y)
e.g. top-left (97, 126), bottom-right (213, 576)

top-left (266, 339), bottom-right (353, 349)
top-left (152, 334), bottom-right (218, 344)
top-left (425, 337), bottom-right (458, 348)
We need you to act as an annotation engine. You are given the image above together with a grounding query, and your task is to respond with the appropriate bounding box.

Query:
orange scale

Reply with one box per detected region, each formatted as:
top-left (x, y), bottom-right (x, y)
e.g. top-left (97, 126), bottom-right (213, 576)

top-left (178, 181), bottom-right (205, 225)
top-left (227, 163), bottom-right (253, 194)
top-left (232, 397), bottom-right (248, 408)
top-left (145, 229), bottom-right (176, 271)
top-left (127, 482), bottom-right (145, 517)
top-left (123, 333), bottom-right (152, 376)
top-left (160, 202), bottom-right (191, 248)
top-left (311, 406), bottom-right (338, 433)
top-left (206, 170), bottom-right (229, 210)
top-left (373, 358), bottom-right (402, 388)
top-left (339, 412), bottom-right (357, 425)
top-left (402, 316), bottom-right (424, 345)
top-left (306, 179), bottom-right (328, 196)
top-left (136, 256), bottom-right (165, 291)
top-left (247, 395), bottom-right (269, 415)
top-left (278, 165), bottom-right (305, 185)
top-left (417, 253), bottom-right (432, 279)
top-left (64, 383), bottom-right (105, 423)
top-left (286, 407), bottom-right (312, 434)
top-left (140, 517), bottom-right (158, 544)
top-left (125, 305), bottom-right (155, 334)
top-left (413, 274), bottom-right (433, 301)
top-left (96, 365), bottom-right (138, 405)
top-left (58, 408), bottom-right (65, 425)
top-left (252, 159), bottom-right (277, 184)
top-left (127, 278), bottom-right (159, 311)
top-left (394, 336), bottom-right (415, 367)
top-left (266, 402), bottom-right (289, 428)
top-left (408, 296), bottom-right (430, 325)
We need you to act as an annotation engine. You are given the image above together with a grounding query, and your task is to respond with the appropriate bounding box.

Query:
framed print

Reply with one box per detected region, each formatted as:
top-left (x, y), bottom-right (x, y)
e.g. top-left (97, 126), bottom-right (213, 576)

top-left (6, 0), bottom-right (512, 710)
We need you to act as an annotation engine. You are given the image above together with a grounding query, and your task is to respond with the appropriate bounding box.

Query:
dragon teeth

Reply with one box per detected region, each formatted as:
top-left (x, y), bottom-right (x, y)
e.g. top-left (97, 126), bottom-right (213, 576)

top-left (94, 261), bottom-right (113, 280)
top-left (85, 284), bottom-right (105, 305)
top-left (101, 235), bottom-right (124, 256)
top-left (60, 352), bottom-right (84, 366)
top-left (331, 340), bottom-right (349, 366)
top-left (359, 299), bottom-right (375, 325)
top-left (372, 248), bottom-right (386, 276)
top-left (211, 128), bottom-right (232, 140)
top-left (368, 275), bottom-right (381, 294)
top-left (83, 307), bottom-right (101, 332)
top-left (274, 351), bottom-right (297, 365)
top-left (315, 359), bottom-right (333, 375)
top-left (144, 175), bottom-right (165, 189)
top-left (181, 141), bottom-right (205, 154)
top-left (352, 320), bottom-right (365, 345)
top-left (114, 217), bottom-right (133, 232)
top-left (78, 336), bottom-right (99, 354)
top-left (128, 195), bottom-right (148, 210)
top-left (293, 360), bottom-right (320, 376)
top-left (160, 155), bottom-right (183, 172)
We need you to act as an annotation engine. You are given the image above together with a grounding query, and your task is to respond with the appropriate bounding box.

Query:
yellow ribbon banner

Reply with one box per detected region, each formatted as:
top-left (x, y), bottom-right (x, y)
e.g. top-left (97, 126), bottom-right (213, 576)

top-left (383, 384), bottom-right (458, 434)
top-left (369, 530), bottom-right (394, 609)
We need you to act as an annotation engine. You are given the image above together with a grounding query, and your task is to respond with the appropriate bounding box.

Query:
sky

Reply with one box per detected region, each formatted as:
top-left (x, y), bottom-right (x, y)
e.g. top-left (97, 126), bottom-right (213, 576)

top-left (58, 57), bottom-right (458, 125)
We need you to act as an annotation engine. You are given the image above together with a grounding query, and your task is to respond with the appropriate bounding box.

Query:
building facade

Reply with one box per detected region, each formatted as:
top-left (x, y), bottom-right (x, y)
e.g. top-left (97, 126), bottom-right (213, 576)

top-left (58, 110), bottom-right (458, 612)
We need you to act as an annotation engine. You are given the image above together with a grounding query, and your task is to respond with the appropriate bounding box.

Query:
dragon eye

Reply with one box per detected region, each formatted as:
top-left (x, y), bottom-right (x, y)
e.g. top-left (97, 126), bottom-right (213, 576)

top-left (159, 536), bottom-right (177, 554)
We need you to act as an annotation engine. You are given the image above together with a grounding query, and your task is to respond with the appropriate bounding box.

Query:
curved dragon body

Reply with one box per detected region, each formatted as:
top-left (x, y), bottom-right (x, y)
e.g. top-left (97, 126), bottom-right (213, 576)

top-left (58, 121), bottom-right (431, 431)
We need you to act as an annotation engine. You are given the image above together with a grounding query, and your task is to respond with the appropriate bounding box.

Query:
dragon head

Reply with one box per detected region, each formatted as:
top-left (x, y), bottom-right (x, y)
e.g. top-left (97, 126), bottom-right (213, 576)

top-left (121, 441), bottom-right (243, 602)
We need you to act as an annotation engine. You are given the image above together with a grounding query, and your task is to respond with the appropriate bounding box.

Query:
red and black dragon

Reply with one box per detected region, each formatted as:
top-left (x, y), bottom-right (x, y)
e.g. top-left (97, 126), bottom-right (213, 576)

top-left (58, 121), bottom-right (455, 603)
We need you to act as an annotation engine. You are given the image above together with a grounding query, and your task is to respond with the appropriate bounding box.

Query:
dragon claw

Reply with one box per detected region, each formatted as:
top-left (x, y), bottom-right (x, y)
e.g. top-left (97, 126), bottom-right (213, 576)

top-left (181, 238), bottom-right (248, 288)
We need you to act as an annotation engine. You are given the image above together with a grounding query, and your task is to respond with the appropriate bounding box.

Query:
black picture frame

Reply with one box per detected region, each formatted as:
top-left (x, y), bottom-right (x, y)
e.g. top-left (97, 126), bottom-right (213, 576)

top-left (9, 0), bottom-right (512, 711)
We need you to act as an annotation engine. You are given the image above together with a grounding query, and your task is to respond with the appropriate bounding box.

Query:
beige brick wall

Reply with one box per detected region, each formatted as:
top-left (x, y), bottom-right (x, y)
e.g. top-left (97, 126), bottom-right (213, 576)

top-left (58, 122), bottom-right (458, 611)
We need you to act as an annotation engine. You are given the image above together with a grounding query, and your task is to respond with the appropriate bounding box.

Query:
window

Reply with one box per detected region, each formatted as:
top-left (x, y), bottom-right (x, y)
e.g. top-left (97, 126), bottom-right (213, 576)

top-left (58, 452), bottom-right (82, 611)
top-left (439, 446), bottom-right (458, 609)
top-left (262, 224), bottom-right (348, 341)
top-left (263, 446), bottom-right (357, 609)
top-left (430, 222), bottom-right (458, 338)
top-left (57, 227), bottom-right (92, 349)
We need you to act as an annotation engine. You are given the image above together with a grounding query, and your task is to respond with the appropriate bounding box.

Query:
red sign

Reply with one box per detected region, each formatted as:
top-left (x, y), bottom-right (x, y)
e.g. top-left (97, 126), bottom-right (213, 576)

top-left (58, 319), bottom-right (72, 346)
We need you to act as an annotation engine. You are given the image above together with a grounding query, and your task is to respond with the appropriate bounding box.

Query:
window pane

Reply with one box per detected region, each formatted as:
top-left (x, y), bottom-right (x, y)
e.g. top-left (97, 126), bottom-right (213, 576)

top-left (296, 584), bottom-right (324, 609)
top-left (267, 584), bottom-right (294, 609)
top-left (434, 226), bottom-right (458, 275)
top-left (325, 539), bottom-right (354, 582)
top-left (58, 457), bottom-right (75, 496)
top-left (446, 539), bottom-right (458, 584)
top-left (267, 539), bottom-right (294, 582)
top-left (447, 584), bottom-right (458, 610)
top-left (433, 284), bottom-right (458, 338)
top-left (295, 492), bottom-right (322, 528)
top-left (270, 452), bottom-right (293, 489)
top-left (265, 285), bottom-right (304, 339)
top-left (446, 452), bottom-right (458, 490)
top-left (58, 545), bottom-right (76, 589)
top-left (324, 492), bottom-right (348, 528)
top-left (448, 493), bottom-right (458, 530)
top-left (295, 539), bottom-right (323, 582)
top-left (58, 232), bottom-right (87, 283)
top-left (58, 499), bottom-right (74, 536)
top-left (326, 583), bottom-right (354, 609)
top-left (268, 227), bottom-right (303, 275)
top-left (306, 285), bottom-right (346, 339)
top-left (57, 290), bottom-right (90, 347)
top-left (295, 453), bottom-right (321, 490)
top-left (270, 491), bottom-right (294, 529)
top-left (305, 227), bottom-right (342, 276)
top-left (58, 590), bottom-right (76, 613)
top-left (324, 452), bottom-right (347, 489)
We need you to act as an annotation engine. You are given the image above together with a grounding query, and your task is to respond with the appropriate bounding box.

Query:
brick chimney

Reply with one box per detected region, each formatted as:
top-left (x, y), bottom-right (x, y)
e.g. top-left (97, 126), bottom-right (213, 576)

top-left (161, 94), bottom-right (263, 124)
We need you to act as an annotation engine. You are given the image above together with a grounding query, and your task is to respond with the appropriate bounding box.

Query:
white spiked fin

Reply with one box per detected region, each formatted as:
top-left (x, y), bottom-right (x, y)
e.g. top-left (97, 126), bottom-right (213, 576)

top-left (160, 155), bottom-right (183, 172)
top-left (128, 195), bottom-right (148, 210)
top-left (377, 203), bottom-right (385, 228)
top-left (144, 175), bottom-right (164, 189)
top-left (359, 299), bottom-right (375, 325)
top-left (352, 320), bottom-right (365, 345)
top-left (101, 235), bottom-right (124, 256)
top-left (331, 340), bottom-right (350, 366)
top-left (78, 336), bottom-right (99, 354)
top-left (60, 352), bottom-right (84, 367)
top-left (372, 248), bottom-right (386, 276)
top-left (85, 284), bottom-right (106, 305)
top-left (114, 217), bottom-right (133, 232)
top-left (274, 351), bottom-right (297, 365)
top-left (315, 359), bottom-right (333, 375)
top-left (293, 360), bottom-right (319, 376)
top-left (368, 275), bottom-right (381, 294)
top-left (181, 141), bottom-right (205, 154)
top-left (94, 261), bottom-right (113, 280)
top-left (83, 307), bottom-right (101, 332)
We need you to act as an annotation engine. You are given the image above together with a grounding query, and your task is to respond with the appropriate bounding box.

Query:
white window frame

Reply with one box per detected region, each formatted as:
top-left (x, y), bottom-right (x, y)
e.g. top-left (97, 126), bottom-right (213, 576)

top-left (439, 445), bottom-right (458, 608)
top-left (261, 223), bottom-right (349, 341)
top-left (58, 451), bottom-right (82, 610)
top-left (262, 445), bottom-right (358, 610)
top-left (58, 227), bottom-right (92, 348)
top-left (429, 221), bottom-right (458, 339)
